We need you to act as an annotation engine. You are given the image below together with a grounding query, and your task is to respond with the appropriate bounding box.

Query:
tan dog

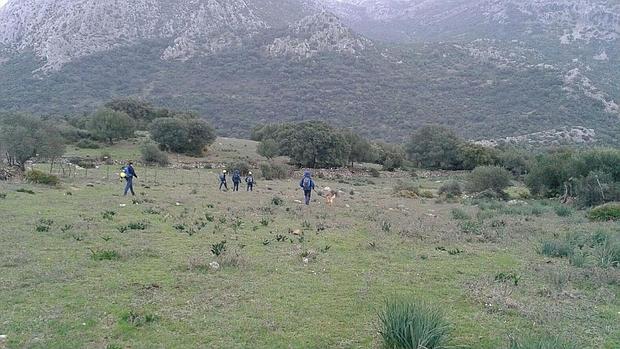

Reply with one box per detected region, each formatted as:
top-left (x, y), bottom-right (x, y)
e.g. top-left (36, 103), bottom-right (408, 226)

top-left (322, 187), bottom-right (338, 206)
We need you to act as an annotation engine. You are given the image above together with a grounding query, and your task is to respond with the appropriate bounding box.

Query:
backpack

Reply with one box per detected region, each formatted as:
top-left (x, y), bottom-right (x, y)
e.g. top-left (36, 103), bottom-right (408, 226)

top-left (233, 173), bottom-right (241, 182)
top-left (247, 176), bottom-right (254, 184)
top-left (302, 177), bottom-right (312, 190)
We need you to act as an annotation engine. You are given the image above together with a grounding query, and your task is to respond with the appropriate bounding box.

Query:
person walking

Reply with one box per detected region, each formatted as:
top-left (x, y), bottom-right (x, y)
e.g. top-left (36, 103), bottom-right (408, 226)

top-left (245, 171), bottom-right (255, 192)
top-left (232, 170), bottom-right (242, 192)
top-left (219, 170), bottom-right (228, 191)
top-left (299, 170), bottom-right (315, 205)
top-left (122, 161), bottom-right (138, 196)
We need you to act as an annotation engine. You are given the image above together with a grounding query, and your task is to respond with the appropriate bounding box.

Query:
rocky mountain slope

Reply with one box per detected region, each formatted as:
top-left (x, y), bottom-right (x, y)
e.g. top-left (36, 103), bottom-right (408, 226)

top-left (0, 0), bottom-right (618, 144)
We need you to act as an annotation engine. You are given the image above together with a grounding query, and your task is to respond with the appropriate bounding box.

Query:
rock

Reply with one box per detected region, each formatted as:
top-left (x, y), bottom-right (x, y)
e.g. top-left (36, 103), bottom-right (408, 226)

top-left (209, 261), bottom-right (220, 271)
top-left (302, 257), bottom-right (309, 264)
top-left (294, 200), bottom-right (303, 204)
top-left (291, 229), bottom-right (302, 236)
top-left (345, 204), bottom-right (350, 208)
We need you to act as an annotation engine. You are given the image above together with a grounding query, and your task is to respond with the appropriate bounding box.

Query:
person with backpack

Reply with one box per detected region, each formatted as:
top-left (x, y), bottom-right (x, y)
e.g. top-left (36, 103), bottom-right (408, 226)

top-left (232, 170), bottom-right (242, 192)
top-left (245, 171), bottom-right (255, 192)
top-left (219, 170), bottom-right (228, 191)
top-left (122, 161), bottom-right (138, 196)
top-left (299, 170), bottom-right (315, 205)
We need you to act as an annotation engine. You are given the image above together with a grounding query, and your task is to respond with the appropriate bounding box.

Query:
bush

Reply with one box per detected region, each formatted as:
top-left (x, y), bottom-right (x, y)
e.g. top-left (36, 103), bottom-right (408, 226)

top-left (369, 168), bottom-right (381, 178)
top-left (150, 117), bottom-right (216, 156)
top-left (75, 139), bottom-right (100, 149)
top-left (257, 139), bottom-right (279, 159)
top-left (587, 203), bottom-right (620, 221)
top-left (228, 161), bottom-right (252, 176)
top-left (25, 170), bottom-right (59, 186)
top-left (575, 172), bottom-right (620, 207)
top-left (553, 205), bottom-right (573, 217)
top-left (540, 239), bottom-right (572, 258)
top-left (467, 166), bottom-right (512, 194)
top-left (140, 142), bottom-right (169, 166)
top-left (508, 336), bottom-right (576, 349)
top-left (451, 208), bottom-right (470, 220)
top-left (260, 162), bottom-right (289, 180)
top-left (438, 181), bottom-right (462, 198)
top-left (394, 180), bottom-right (420, 198)
top-left (378, 299), bottom-right (451, 349)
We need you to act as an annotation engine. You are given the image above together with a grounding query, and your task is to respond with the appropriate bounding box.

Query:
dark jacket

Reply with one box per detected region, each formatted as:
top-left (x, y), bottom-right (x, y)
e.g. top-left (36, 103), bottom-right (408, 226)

top-left (300, 171), bottom-right (315, 191)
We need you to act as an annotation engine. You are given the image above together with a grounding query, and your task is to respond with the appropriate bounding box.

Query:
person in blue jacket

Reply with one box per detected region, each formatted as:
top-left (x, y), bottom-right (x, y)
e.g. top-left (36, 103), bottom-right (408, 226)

top-left (232, 170), bottom-right (242, 192)
top-left (299, 170), bottom-right (315, 205)
top-left (122, 161), bottom-right (138, 196)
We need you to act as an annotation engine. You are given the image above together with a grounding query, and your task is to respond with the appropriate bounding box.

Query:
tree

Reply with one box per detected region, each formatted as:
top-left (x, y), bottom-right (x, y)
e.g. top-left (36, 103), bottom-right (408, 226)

top-left (406, 125), bottom-right (463, 170)
top-left (257, 139), bottom-right (279, 159)
top-left (467, 166), bottom-right (512, 193)
top-left (457, 143), bottom-right (499, 170)
top-left (88, 108), bottom-right (136, 144)
top-left (0, 113), bottom-right (66, 170)
top-left (373, 142), bottom-right (405, 171)
top-left (276, 122), bottom-right (350, 168)
top-left (343, 131), bottom-right (373, 167)
top-left (149, 117), bottom-right (216, 156)
top-left (104, 98), bottom-right (169, 129)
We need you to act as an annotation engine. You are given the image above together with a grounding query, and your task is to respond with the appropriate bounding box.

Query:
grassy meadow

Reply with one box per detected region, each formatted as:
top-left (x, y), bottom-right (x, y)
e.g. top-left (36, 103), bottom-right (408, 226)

top-left (0, 138), bottom-right (618, 348)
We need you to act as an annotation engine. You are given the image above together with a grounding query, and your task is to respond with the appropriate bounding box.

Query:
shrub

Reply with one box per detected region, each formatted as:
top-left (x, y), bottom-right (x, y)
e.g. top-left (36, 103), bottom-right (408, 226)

top-left (438, 181), bottom-right (462, 198)
top-left (140, 142), bottom-right (169, 166)
top-left (257, 139), bottom-right (279, 159)
top-left (540, 240), bottom-right (572, 258)
top-left (120, 310), bottom-right (157, 327)
top-left (25, 170), bottom-right (59, 186)
top-left (569, 252), bottom-right (586, 268)
top-left (451, 208), bottom-right (470, 220)
top-left (508, 336), bottom-right (576, 349)
top-left (378, 299), bottom-right (451, 349)
top-left (394, 180), bottom-right (420, 198)
top-left (150, 117), bottom-right (216, 156)
top-left (369, 168), bottom-right (381, 178)
top-left (228, 161), bottom-right (251, 176)
top-left (75, 139), bottom-right (100, 149)
top-left (260, 162), bottom-right (289, 180)
top-left (89, 249), bottom-right (121, 261)
top-left (575, 172), bottom-right (620, 207)
top-left (467, 166), bottom-right (512, 194)
top-left (598, 239), bottom-right (620, 268)
top-left (587, 203), bottom-right (620, 221)
top-left (272, 196), bottom-right (284, 206)
top-left (420, 191), bottom-right (434, 198)
top-left (553, 205), bottom-right (573, 217)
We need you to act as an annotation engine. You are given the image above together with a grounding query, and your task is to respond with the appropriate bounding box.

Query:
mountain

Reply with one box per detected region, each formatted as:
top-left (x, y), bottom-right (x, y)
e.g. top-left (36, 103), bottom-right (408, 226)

top-left (0, 0), bottom-right (618, 145)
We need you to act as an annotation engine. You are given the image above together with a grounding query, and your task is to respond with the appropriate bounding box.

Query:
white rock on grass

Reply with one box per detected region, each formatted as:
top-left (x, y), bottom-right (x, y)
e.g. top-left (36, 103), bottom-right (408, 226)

top-left (209, 261), bottom-right (220, 271)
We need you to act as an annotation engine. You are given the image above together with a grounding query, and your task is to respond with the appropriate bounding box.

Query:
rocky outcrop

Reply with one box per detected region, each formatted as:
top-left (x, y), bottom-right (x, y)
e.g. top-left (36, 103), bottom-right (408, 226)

top-left (266, 11), bottom-right (371, 58)
top-left (475, 126), bottom-right (597, 147)
top-left (0, 0), bottom-right (271, 70)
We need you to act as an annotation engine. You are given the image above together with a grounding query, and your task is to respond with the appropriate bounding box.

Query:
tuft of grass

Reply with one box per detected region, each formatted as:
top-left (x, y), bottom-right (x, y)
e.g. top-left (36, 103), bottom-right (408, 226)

top-left (16, 188), bottom-right (35, 194)
top-left (378, 299), bottom-right (451, 349)
top-left (211, 240), bottom-right (227, 257)
top-left (508, 336), bottom-right (576, 349)
top-left (569, 252), bottom-right (586, 268)
top-left (0, 193), bottom-right (7, 199)
top-left (553, 205), bottom-right (574, 217)
top-left (540, 240), bottom-right (572, 258)
top-left (271, 196), bottom-right (284, 206)
top-left (598, 239), bottom-right (620, 268)
top-left (495, 272), bottom-right (521, 286)
top-left (127, 222), bottom-right (147, 230)
top-left (102, 210), bottom-right (116, 220)
top-left (120, 310), bottom-right (157, 327)
top-left (459, 221), bottom-right (482, 235)
top-left (451, 208), bottom-right (470, 220)
top-left (89, 248), bottom-right (121, 261)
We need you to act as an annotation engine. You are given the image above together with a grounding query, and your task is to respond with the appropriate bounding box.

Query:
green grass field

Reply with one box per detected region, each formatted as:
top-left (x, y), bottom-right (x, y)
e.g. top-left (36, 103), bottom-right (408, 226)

top-left (0, 139), bottom-right (618, 348)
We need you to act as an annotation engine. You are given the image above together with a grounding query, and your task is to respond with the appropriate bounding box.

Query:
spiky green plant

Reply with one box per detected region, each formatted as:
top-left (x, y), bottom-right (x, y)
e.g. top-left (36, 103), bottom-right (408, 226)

top-left (378, 299), bottom-right (451, 349)
top-left (508, 336), bottom-right (576, 349)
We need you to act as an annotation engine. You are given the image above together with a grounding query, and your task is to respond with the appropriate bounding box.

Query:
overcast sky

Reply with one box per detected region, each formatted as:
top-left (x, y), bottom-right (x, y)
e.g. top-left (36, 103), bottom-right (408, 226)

top-left (0, 0), bottom-right (7, 8)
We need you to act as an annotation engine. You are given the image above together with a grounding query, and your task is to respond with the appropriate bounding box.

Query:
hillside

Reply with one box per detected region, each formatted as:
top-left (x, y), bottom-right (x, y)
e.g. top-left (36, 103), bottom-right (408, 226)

top-left (0, 0), bottom-right (618, 144)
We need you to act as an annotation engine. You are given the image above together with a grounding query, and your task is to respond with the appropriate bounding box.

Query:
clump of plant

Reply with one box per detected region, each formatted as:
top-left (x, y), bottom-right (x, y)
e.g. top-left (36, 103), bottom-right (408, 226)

top-left (393, 180), bottom-right (419, 198)
top-left (495, 272), bottom-right (521, 286)
top-left (553, 205), bottom-right (573, 217)
top-left (272, 196), bottom-right (284, 206)
top-left (467, 166), bottom-right (512, 197)
top-left (540, 239), bottom-right (572, 258)
top-left (89, 248), bottom-right (121, 261)
top-left (117, 226), bottom-right (129, 234)
top-left (120, 310), bottom-right (157, 327)
top-left (35, 218), bottom-right (54, 232)
top-left (381, 221), bottom-right (392, 233)
top-left (211, 240), bottom-right (227, 257)
top-left (437, 181), bottom-right (462, 198)
top-left (378, 299), bottom-right (451, 349)
top-left (451, 208), bottom-right (470, 220)
top-left (260, 217), bottom-right (269, 226)
top-left (16, 188), bottom-right (35, 194)
top-left (140, 142), bottom-right (169, 166)
top-left (25, 169), bottom-right (60, 186)
top-left (260, 162), bottom-right (289, 180)
top-left (369, 168), bottom-right (381, 178)
top-left (75, 139), bottom-right (100, 149)
top-left (102, 210), bottom-right (116, 220)
top-left (0, 193), bottom-right (6, 199)
top-left (127, 222), bottom-right (147, 230)
top-left (587, 203), bottom-right (620, 221)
